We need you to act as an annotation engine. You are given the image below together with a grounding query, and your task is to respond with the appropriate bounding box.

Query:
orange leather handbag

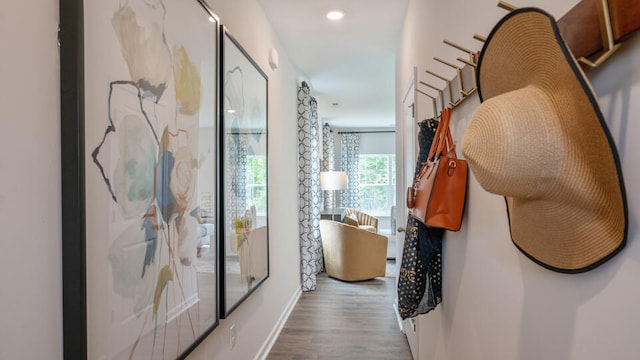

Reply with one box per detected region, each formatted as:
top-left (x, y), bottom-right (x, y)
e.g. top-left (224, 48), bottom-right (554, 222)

top-left (408, 108), bottom-right (468, 231)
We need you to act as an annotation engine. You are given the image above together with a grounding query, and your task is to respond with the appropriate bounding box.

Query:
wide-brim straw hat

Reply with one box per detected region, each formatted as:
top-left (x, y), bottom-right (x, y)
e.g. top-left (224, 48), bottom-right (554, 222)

top-left (461, 8), bottom-right (627, 273)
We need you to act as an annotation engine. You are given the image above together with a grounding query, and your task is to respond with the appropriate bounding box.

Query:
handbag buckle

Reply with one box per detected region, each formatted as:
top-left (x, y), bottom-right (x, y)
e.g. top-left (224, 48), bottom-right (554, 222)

top-left (447, 160), bottom-right (457, 176)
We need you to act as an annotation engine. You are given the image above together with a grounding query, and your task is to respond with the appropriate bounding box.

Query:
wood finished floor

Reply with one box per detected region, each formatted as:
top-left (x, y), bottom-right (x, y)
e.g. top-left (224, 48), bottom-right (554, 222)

top-left (267, 261), bottom-right (412, 360)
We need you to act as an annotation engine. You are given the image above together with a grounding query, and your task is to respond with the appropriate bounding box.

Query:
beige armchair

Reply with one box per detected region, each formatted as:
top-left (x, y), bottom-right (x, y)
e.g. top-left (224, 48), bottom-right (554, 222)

top-left (320, 220), bottom-right (388, 281)
top-left (344, 208), bottom-right (379, 233)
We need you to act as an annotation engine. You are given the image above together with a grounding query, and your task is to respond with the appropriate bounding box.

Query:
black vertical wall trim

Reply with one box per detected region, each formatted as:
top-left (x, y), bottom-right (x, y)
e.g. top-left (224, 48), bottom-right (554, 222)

top-left (60, 0), bottom-right (87, 358)
top-left (217, 25), bottom-right (227, 317)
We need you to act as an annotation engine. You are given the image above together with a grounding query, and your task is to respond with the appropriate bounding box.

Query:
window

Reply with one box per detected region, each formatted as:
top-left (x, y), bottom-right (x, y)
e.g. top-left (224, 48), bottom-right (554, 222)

top-left (246, 155), bottom-right (267, 215)
top-left (358, 154), bottom-right (396, 217)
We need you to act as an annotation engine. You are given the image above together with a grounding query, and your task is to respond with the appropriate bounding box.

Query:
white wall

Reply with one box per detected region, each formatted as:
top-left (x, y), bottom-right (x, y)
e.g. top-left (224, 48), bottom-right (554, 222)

top-left (190, 1), bottom-right (302, 358)
top-left (397, 1), bottom-right (640, 359)
top-left (360, 132), bottom-right (396, 155)
top-left (332, 131), bottom-right (396, 169)
top-left (0, 2), bottom-right (63, 359)
top-left (0, 0), bottom-right (301, 359)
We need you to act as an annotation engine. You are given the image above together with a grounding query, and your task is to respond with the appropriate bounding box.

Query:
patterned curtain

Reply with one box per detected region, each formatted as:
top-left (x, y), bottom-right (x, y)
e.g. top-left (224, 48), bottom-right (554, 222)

top-left (322, 123), bottom-right (335, 171)
top-left (322, 123), bottom-right (335, 210)
top-left (297, 82), bottom-right (323, 291)
top-left (340, 133), bottom-right (360, 209)
top-left (228, 133), bottom-right (248, 229)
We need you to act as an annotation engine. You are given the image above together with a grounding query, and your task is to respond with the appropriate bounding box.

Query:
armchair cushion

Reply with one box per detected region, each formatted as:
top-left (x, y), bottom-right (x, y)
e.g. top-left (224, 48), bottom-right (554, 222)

top-left (358, 225), bottom-right (377, 233)
top-left (344, 208), bottom-right (379, 233)
top-left (343, 213), bottom-right (359, 227)
top-left (320, 220), bottom-right (388, 281)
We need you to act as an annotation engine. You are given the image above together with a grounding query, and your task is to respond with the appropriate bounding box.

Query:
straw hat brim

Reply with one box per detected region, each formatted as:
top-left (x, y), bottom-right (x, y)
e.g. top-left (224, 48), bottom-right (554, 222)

top-left (465, 8), bottom-right (627, 273)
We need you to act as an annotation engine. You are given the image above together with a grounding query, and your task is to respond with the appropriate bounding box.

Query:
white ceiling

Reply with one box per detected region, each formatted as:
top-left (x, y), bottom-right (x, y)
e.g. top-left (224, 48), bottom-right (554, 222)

top-left (257, 0), bottom-right (409, 130)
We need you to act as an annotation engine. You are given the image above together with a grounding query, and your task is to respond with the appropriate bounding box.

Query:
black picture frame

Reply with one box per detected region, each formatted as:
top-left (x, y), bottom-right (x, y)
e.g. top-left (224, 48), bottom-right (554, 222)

top-left (219, 27), bottom-right (270, 317)
top-left (60, 1), bottom-right (221, 358)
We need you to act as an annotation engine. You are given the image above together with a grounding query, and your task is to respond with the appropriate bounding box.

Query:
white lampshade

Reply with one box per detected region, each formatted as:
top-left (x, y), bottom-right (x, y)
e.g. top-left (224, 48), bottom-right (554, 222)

top-left (320, 171), bottom-right (348, 191)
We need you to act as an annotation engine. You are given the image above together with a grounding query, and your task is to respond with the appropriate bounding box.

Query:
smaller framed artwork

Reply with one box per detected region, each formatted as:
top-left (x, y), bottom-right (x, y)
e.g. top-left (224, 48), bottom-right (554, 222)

top-left (219, 27), bottom-right (270, 317)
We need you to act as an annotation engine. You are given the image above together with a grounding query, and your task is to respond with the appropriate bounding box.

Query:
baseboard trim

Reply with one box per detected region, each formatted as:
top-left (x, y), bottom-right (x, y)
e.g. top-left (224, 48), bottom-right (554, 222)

top-left (393, 302), bottom-right (404, 332)
top-left (254, 287), bottom-right (302, 360)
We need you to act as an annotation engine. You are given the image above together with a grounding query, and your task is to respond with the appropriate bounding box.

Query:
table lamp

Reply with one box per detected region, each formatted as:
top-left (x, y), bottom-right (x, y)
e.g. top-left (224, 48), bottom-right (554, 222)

top-left (320, 171), bottom-right (348, 220)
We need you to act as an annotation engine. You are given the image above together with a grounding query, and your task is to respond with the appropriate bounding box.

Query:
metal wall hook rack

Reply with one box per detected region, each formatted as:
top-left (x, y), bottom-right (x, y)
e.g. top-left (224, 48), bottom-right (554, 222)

top-left (417, 88), bottom-right (436, 100)
top-left (458, 74), bottom-right (477, 98)
top-left (444, 39), bottom-right (477, 67)
top-left (496, 0), bottom-right (639, 68)
top-left (416, 0), bottom-right (639, 120)
top-left (419, 80), bottom-right (446, 111)
top-left (425, 69), bottom-right (457, 108)
top-left (443, 39), bottom-right (479, 96)
top-left (457, 57), bottom-right (477, 68)
top-left (420, 57), bottom-right (477, 117)
top-left (434, 57), bottom-right (465, 106)
top-left (577, 0), bottom-right (621, 67)
top-left (416, 88), bottom-right (438, 116)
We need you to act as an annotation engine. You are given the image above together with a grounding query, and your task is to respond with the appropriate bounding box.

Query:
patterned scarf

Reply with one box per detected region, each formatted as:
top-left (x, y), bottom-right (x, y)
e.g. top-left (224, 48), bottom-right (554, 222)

top-left (397, 118), bottom-right (444, 319)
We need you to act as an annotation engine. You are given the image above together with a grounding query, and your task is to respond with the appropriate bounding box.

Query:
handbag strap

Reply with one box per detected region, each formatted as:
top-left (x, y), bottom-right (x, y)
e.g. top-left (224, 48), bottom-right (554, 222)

top-left (427, 108), bottom-right (454, 162)
top-left (413, 108), bottom-right (456, 188)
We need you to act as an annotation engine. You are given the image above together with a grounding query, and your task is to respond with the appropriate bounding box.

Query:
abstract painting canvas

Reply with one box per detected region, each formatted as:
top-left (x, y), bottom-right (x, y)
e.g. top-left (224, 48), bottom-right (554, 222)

top-left (60, 0), bottom-right (220, 358)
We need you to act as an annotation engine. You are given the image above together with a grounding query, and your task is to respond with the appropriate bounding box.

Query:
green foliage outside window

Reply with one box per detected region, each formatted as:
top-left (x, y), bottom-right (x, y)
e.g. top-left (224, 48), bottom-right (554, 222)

top-left (358, 154), bottom-right (396, 216)
top-left (246, 156), bottom-right (267, 213)
top-left (359, 156), bottom-right (389, 184)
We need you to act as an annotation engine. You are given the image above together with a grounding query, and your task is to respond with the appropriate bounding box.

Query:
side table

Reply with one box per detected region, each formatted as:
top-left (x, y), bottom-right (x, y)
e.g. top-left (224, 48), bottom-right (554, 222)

top-left (320, 208), bottom-right (345, 221)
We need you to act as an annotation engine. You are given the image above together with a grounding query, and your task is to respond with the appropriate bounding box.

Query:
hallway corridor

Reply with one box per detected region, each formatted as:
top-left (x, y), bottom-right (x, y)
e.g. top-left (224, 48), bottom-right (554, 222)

top-left (267, 261), bottom-right (412, 359)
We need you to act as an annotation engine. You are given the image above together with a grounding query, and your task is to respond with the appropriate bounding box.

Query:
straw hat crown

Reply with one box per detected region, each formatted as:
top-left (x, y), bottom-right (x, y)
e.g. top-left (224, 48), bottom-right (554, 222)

top-left (461, 8), bottom-right (627, 273)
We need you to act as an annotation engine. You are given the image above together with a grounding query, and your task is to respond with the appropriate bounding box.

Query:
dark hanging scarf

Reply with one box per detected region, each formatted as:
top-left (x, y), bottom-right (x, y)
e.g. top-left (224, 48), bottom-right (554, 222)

top-left (397, 118), bottom-right (444, 319)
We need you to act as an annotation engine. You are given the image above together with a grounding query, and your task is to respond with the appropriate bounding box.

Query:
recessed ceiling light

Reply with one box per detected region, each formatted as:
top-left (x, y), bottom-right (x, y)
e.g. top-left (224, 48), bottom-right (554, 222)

top-left (326, 10), bottom-right (345, 21)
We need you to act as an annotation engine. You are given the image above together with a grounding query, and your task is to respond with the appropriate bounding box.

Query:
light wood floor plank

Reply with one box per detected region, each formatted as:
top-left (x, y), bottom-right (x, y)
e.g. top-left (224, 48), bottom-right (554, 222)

top-left (267, 261), bottom-right (412, 360)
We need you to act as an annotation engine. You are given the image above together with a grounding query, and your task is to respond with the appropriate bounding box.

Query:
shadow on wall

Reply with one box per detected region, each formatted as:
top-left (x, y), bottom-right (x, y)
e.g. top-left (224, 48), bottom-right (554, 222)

top-left (516, 34), bottom-right (640, 360)
top-left (516, 254), bottom-right (622, 360)
top-left (519, 32), bottom-right (640, 359)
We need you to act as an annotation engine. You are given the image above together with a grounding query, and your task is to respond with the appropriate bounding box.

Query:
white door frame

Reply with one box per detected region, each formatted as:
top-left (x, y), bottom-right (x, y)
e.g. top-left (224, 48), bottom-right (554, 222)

top-left (395, 67), bottom-right (419, 360)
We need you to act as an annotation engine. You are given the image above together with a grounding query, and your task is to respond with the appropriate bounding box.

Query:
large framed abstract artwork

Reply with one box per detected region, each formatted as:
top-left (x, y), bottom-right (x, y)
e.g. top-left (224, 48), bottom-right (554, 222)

top-left (60, 0), bottom-right (220, 358)
top-left (219, 28), bottom-right (270, 317)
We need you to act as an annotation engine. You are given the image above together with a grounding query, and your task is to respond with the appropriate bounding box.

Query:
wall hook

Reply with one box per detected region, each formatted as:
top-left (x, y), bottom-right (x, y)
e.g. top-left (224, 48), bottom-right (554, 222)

top-left (457, 57), bottom-right (477, 68)
top-left (416, 88), bottom-right (438, 117)
top-left (497, 1), bottom-right (518, 11)
top-left (444, 40), bottom-right (474, 53)
top-left (444, 39), bottom-right (477, 65)
top-left (578, 0), bottom-right (621, 67)
top-left (452, 57), bottom-right (478, 96)
top-left (419, 80), bottom-right (446, 111)
top-left (473, 34), bottom-right (487, 43)
top-left (425, 69), bottom-right (456, 108)
top-left (433, 57), bottom-right (465, 106)
top-left (434, 57), bottom-right (461, 71)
